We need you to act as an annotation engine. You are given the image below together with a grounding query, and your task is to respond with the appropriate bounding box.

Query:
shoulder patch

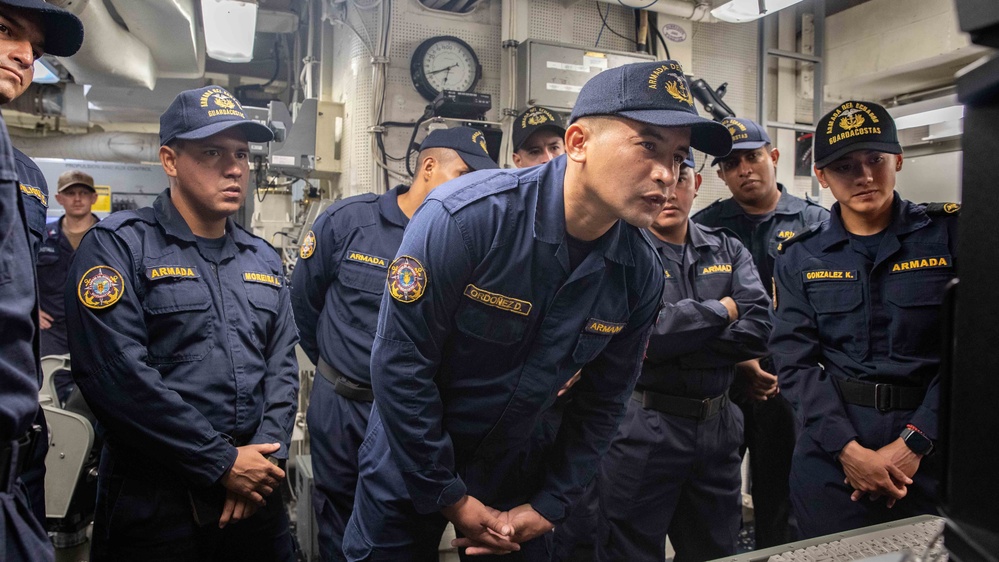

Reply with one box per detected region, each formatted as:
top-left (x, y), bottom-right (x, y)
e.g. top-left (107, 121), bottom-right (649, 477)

top-left (387, 256), bottom-right (427, 303)
top-left (78, 265), bottom-right (125, 309)
top-left (777, 223), bottom-right (822, 254)
top-left (300, 230), bottom-right (316, 259)
top-left (922, 202), bottom-right (960, 216)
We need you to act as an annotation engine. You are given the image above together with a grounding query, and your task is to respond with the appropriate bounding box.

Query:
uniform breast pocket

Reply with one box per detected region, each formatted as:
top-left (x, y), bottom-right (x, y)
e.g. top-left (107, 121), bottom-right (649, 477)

top-left (454, 302), bottom-right (529, 345)
top-left (143, 281), bottom-right (213, 363)
top-left (334, 263), bottom-right (387, 331)
top-left (806, 282), bottom-right (865, 358)
top-left (243, 280), bottom-right (281, 344)
top-left (885, 273), bottom-right (951, 359)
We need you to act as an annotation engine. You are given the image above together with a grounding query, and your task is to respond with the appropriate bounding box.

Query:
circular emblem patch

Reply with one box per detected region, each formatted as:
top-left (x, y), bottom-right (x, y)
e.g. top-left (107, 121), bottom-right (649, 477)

top-left (300, 230), bottom-right (316, 260)
top-left (78, 265), bottom-right (125, 310)
top-left (943, 203), bottom-right (960, 214)
top-left (387, 256), bottom-right (427, 303)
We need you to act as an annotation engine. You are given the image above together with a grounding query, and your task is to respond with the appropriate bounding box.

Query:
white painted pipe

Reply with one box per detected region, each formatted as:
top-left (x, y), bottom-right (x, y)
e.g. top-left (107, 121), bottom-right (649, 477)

top-left (595, 0), bottom-right (718, 23)
top-left (13, 132), bottom-right (161, 164)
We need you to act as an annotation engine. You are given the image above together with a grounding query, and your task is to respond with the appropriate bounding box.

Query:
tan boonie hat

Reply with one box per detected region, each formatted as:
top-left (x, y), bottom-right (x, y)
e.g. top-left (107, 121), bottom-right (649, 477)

top-left (56, 170), bottom-right (96, 193)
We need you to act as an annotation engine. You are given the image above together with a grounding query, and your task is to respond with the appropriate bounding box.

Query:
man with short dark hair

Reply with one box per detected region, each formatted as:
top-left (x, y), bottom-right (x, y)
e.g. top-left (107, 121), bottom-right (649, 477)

top-left (291, 126), bottom-right (497, 562)
top-left (511, 106), bottom-right (566, 168)
top-left (66, 86), bottom-right (299, 561)
top-left (693, 116), bottom-right (828, 547)
top-left (0, 0), bottom-right (85, 535)
top-left (0, 101), bottom-right (53, 562)
top-left (342, 60), bottom-right (732, 561)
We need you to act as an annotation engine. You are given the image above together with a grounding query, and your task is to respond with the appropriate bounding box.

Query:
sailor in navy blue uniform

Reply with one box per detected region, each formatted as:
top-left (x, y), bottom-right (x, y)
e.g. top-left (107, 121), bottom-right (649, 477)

top-left (771, 100), bottom-right (956, 538)
top-left (0, 0), bottom-right (85, 531)
top-left (693, 117), bottom-right (828, 547)
top-left (65, 86), bottom-right (299, 561)
top-left (511, 106), bottom-right (566, 168)
top-left (577, 153), bottom-right (770, 561)
top-left (341, 60), bottom-right (732, 561)
top-left (0, 98), bottom-right (52, 562)
top-left (291, 126), bottom-right (497, 562)
top-left (0, 0), bottom-right (86, 257)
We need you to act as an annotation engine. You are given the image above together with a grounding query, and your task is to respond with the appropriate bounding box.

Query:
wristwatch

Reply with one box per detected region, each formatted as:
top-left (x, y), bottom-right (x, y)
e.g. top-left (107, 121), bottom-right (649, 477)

top-left (900, 426), bottom-right (934, 456)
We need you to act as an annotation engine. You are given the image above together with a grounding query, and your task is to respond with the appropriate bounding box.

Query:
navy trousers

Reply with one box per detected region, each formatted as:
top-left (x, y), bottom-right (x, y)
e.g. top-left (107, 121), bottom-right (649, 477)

top-left (307, 373), bottom-right (373, 562)
top-left (790, 404), bottom-right (940, 539)
top-left (559, 397), bottom-right (744, 562)
top-left (89, 446), bottom-right (295, 562)
top-left (738, 393), bottom-right (797, 547)
top-left (343, 407), bottom-right (553, 562)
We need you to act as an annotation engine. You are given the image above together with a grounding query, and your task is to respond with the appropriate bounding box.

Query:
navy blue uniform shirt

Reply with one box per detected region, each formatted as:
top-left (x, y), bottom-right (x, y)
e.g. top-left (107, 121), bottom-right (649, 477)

top-left (37, 215), bottom-right (99, 332)
top-left (641, 222), bottom-right (771, 397)
top-left (770, 193), bottom-right (957, 455)
top-left (65, 190), bottom-right (300, 486)
top-left (370, 155), bottom-right (664, 523)
top-left (14, 148), bottom-right (49, 257)
top-left (693, 184), bottom-right (829, 283)
top-left (291, 185), bottom-right (409, 383)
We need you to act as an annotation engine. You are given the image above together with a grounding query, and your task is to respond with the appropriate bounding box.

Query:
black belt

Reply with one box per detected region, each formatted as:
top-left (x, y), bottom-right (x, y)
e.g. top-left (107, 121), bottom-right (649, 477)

top-left (633, 390), bottom-right (729, 420)
top-left (834, 378), bottom-right (925, 412)
top-left (317, 359), bottom-right (374, 402)
top-left (1, 425), bottom-right (41, 494)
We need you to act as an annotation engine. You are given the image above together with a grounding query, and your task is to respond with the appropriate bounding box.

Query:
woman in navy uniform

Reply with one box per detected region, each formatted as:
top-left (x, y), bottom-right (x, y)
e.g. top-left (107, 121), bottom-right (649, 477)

top-left (770, 100), bottom-right (956, 538)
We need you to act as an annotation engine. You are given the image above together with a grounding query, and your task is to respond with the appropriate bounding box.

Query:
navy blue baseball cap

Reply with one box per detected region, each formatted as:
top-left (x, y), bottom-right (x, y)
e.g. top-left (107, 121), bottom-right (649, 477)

top-left (711, 117), bottom-right (771, 166)
top-left (419, 126), bottom-right (498, 171)
top-left (512, 106), bottom-right (566, 152)
top-left (3, 0), bottom-right (84, 57)
top-left (568, 60), bottom-right (731, 157)
top-left (160, 86), bottom-right (274, 146)
top-left (813, 100), bottom-right (900, 169)
top-left (682, 148), bottom-right (695, 168)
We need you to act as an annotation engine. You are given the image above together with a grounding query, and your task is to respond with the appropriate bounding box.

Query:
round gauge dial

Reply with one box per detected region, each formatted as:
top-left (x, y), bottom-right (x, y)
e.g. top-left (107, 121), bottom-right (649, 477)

top-left (410, 36), bottom-right (482, 101)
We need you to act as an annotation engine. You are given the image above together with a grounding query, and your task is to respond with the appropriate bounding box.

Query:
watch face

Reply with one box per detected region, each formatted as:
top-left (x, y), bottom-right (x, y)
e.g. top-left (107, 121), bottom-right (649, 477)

top-left (413, 37), bottom-right (479, 99)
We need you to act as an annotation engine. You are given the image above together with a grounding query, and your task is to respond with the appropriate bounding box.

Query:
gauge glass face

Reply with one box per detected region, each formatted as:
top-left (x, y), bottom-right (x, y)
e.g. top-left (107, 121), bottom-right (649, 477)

top-left (421, 39), bottom-right (476, 93)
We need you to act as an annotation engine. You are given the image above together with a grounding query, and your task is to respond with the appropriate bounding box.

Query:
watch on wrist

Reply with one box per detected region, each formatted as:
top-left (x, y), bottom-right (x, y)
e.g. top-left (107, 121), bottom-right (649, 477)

top-left (900, 426), bottom-right (934, 456)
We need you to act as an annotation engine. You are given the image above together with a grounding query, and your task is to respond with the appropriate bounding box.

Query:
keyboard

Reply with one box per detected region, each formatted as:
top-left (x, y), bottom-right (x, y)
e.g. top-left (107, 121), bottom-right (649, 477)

top-left (708, 515), bottom-right (946, 562)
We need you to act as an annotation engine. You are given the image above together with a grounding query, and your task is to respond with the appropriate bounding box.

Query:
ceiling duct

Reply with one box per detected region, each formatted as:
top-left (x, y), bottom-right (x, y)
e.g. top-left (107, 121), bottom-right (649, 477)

top-left (12, 132), bottom-right (161, 164)
top-left (50, 0), bottom-right (204, 90)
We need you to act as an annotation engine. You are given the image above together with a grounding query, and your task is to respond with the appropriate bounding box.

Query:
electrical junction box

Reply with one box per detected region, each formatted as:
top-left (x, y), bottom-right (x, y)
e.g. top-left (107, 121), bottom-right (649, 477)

top-left (515, 40), bottom-right (655, 112)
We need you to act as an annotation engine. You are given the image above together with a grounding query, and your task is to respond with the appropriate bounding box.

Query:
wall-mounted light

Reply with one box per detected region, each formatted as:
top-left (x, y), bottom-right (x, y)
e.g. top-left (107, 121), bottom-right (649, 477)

top-left (201, 0), bottom-right (258, 63)
top-left (711, 0), bottom-right (807, 24)
top-left (32, 58), bottom-right (60, 84)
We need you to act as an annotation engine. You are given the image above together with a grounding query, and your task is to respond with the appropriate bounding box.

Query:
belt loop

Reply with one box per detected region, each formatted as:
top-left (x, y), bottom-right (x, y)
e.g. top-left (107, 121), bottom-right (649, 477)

top-left (875, 383), bottom-right (892, 413)
top-left (700, 397), bottom-right (712, 419)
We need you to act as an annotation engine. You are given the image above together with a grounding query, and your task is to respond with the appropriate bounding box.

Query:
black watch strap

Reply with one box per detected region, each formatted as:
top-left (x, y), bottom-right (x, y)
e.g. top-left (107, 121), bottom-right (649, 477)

top-left (901, 427), bottom-right (934, 456)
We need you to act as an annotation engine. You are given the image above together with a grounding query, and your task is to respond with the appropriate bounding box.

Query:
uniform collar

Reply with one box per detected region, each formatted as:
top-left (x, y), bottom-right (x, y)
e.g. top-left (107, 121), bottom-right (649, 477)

top-left (153, 189), bottom-right (256, 253)
top-left (823, 191), bottom-right (927, 251)
top-left (379, 184), bottom-right (410, 228)
top-left (686, 220), bottom-right (721, 249)
top-left (534, 155), bottom-right (635, 267)
top-left (715, 183), bottom-right (803, 218)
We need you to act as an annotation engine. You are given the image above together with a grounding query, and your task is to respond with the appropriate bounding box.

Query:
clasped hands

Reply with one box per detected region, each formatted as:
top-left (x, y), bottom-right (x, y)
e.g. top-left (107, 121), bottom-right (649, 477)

top-left (217, 442), bottom-right (286, 528)
top-left (443, 495), bottom-right (554, 556)
top-left (839, 438), bottom-right (922, 508)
